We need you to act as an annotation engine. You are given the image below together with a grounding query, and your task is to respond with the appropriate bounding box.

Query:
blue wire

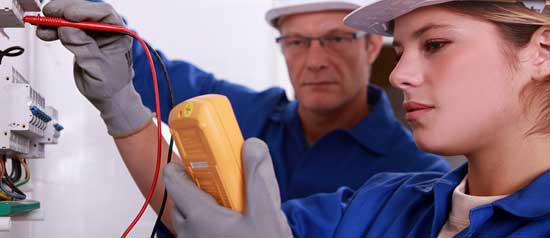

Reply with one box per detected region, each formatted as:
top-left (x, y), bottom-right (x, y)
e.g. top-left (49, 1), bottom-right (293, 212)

top-left (0, 183), bottom-right (25, 200)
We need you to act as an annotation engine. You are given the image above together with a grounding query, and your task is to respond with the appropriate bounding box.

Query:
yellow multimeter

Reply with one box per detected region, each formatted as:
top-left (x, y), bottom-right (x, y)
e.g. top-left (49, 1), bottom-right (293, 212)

top-left (168, 94), bottom-right (245, 212)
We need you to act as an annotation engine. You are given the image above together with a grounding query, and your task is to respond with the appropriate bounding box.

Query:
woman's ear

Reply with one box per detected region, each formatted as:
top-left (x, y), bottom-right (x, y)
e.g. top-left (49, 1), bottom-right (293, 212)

top-left (530, 26), bottom-right (550, 80)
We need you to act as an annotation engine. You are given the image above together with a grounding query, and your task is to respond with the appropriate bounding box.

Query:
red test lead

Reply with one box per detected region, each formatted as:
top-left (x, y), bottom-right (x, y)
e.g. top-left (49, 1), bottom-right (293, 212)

top-left (23, 16), bottom-right (128, 33)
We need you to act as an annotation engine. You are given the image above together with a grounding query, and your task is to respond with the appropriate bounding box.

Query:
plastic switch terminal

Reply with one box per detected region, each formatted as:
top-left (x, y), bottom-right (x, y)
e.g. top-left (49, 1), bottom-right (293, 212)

top-left (30, 105), bottom-right (52, 123)
top-left (53, 123), bottom-right (63, 132)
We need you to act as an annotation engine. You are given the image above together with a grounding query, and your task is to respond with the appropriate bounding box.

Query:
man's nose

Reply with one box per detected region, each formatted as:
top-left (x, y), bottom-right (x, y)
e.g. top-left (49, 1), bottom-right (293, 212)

top-left (305, 40), bottom-right (329, 72)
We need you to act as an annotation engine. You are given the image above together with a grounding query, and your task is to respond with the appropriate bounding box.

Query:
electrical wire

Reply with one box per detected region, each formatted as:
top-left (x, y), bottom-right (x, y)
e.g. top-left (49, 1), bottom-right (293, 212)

top-left (0, 177), bottom-right (26, 200)
top-left (0, 157), bottom-right (26, 200)
top-left (151, 139), bottom-right (174, 238)
top-left (23, 16), bottom-right (164, 238)
top-left (144, 41), bottom-right (176, 109)
top-left (143, 42), bottom-right (176, 238)
top-left (0, 157), bottom-right (12, 201)
top-left (9, 157), bottom-right (22, 183)
top-left (0, 46), bottom-right (24, 65)
top-left (15, 158), bottom-right (30, 187)
top-left (0, 155), bottom-right (6, 183)
top-left (0, 190), bottom-right (13, 201)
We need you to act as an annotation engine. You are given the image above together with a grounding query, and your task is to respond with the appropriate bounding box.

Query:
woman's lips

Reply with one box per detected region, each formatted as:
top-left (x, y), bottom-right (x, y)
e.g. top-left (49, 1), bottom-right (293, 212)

top-left (403, 101), bottom-right (435, 121)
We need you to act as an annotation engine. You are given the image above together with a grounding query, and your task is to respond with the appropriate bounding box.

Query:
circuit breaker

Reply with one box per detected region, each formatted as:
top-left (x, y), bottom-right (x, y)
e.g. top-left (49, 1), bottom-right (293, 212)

top-left (0, 54), bottom-right (62, 158)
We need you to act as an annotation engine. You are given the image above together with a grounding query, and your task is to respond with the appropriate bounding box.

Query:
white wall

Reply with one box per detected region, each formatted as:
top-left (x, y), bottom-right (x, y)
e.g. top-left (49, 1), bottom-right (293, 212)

top-left (109, 0), bottom-right (293, 93)
top-left (1, 1), bottom-right (290, 237)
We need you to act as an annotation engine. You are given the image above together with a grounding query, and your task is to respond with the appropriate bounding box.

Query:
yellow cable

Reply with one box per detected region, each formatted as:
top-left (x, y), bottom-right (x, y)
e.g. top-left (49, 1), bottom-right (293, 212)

top-left (15, 157), bottom-right (29, 187)
top-left (0, 191), bottom-right (14, 201)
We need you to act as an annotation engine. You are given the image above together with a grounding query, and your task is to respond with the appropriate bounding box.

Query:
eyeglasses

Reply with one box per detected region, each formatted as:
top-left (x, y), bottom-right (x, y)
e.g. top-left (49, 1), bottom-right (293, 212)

top-left (275, 31), bottom-right (367, 56)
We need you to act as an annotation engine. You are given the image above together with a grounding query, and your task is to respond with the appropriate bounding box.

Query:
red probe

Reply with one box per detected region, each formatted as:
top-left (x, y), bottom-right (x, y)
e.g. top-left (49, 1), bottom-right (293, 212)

top-left (24, 16), bottom-right (163, 238)
top-left (23, 16), bottom-right (128, 33)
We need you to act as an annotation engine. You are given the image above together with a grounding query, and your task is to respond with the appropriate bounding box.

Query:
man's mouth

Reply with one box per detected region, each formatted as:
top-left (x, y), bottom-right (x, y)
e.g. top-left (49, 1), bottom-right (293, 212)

top-left (302, 81), bottom-right (337, 86)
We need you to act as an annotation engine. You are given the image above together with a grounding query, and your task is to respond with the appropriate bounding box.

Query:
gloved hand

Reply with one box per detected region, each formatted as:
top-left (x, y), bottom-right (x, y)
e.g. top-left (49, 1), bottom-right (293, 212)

top-left (163, 138), bottom-right (293, 238)
top-left (36, 0), bottom-right (152, 137)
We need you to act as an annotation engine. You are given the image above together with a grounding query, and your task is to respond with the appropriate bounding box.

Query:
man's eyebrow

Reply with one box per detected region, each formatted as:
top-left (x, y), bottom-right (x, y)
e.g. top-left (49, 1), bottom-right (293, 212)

top-left (281, 27), bottom-right (351, 37)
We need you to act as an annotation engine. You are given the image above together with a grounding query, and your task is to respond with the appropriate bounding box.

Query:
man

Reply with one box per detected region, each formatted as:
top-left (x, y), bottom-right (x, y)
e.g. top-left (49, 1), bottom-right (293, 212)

top-left (36, 0), bottom-right (450, 235)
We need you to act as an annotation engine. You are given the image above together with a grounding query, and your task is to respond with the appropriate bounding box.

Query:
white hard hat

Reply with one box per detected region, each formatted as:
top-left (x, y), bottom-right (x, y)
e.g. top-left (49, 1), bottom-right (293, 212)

top-left (344, 0), bottom-right (549, 36)
top-left (266, 0), bottom-right (367, 27)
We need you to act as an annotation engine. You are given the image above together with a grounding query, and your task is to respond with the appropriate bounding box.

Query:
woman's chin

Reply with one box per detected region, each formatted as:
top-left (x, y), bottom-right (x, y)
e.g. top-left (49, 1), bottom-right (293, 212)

top-left (413, 132), bottom-right (464, 156)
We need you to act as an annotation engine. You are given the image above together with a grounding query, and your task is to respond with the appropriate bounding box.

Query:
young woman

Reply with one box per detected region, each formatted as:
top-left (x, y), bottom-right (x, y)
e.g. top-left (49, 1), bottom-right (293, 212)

top-left (163, 0), bottom-right (550, 237)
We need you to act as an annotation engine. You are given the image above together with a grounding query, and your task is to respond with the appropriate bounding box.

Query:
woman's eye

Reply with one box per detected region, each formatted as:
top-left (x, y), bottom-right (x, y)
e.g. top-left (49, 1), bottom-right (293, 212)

top-left (424, 40), bottom-right (449, 53)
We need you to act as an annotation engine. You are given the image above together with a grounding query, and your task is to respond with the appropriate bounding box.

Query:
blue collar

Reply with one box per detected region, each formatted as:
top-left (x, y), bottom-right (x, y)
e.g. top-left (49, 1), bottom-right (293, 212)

top-left (270, 85), bottom-right (400, 154)
top-left (429, 163), bottom-right (468, 237)
top-left (493, 169), bottom-right (550, 219)
top-left (428, 163), bottom-right (550, 237)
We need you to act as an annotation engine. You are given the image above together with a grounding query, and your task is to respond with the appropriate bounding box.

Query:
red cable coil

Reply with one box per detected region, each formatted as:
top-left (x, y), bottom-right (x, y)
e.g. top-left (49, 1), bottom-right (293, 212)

top-left (23, 16), bottom-right (163, 238)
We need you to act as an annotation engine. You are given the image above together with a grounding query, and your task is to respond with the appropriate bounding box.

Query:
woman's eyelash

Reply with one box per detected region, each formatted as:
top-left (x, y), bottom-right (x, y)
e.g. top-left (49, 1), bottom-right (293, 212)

top-left (424, 40), bottom-right (450, 53)
top-left (392, 39), bottom-right (450, 61)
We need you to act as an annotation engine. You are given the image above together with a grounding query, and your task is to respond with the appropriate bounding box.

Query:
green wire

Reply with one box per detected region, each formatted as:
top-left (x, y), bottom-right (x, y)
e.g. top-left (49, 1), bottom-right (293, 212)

top-left (15, 177), bottom-right (29, 187)
top-left (15, 160), bottom-right (29, 187)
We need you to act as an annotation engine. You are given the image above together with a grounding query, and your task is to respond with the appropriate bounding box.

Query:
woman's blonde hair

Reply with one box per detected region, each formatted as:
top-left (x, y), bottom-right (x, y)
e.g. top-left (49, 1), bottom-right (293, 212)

top-left (442, 1), bottom-right (550, 136)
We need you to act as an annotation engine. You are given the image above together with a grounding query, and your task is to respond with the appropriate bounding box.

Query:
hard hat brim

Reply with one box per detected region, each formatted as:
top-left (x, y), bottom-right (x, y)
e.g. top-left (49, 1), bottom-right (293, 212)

top-left (266, 2), bottom-right (360, 27)
top-left (344, 0), bottom-right (459, 36)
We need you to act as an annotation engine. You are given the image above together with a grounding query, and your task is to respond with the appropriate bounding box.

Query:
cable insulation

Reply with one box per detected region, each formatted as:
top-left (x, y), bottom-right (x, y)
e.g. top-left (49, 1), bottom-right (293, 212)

top-left (145, 41), bottom-right (176, 238)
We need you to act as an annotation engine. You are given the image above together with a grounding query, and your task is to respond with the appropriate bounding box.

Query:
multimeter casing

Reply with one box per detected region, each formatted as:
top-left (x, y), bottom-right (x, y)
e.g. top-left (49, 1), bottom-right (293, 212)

top-left (168, 94), bottom-right (245, 212)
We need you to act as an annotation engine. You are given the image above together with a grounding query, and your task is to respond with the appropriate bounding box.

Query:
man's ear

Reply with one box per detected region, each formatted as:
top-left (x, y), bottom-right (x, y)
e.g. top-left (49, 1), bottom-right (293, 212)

top-left (365, 34), bottom-right (384, 64)
top-left (530, 26), bottom-right (550, 80)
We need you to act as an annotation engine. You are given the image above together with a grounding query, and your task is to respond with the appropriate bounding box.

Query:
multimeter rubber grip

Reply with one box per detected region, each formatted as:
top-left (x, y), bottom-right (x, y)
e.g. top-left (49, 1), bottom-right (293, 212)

top-left (168, 94), bottom-right (245, 212)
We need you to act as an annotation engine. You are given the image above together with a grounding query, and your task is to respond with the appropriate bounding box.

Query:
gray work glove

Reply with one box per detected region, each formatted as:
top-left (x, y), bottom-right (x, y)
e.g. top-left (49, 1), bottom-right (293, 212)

top-left (163, 138), bottom-right (293, 238)
top-left (36, 0), bottom-right (152, 137)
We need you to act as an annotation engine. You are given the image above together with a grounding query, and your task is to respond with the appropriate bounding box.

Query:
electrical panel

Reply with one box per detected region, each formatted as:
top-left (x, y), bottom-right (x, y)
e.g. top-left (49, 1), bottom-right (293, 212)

top-left (0, 0), bottom-right (61, 232)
